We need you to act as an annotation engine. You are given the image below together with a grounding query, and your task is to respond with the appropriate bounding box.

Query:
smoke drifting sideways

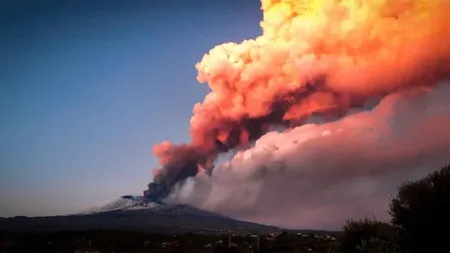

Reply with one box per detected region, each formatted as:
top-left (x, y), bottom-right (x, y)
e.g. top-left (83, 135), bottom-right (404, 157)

top-left (144, 0), bottom-right (450, 202)
top-left (170, 83), bottom-right (450, 229)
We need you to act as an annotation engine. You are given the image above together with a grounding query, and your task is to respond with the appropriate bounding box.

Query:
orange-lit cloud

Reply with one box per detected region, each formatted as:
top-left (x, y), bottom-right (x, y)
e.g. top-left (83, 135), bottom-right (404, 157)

top-left (146, 0), bottom-right (450, 216)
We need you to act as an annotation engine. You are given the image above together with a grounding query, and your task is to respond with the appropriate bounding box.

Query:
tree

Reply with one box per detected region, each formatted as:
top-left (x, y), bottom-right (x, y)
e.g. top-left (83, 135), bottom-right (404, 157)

top-left (338, 218), bottom-right (397, 253)
top-left (390, 165), bottom-right (450, 253)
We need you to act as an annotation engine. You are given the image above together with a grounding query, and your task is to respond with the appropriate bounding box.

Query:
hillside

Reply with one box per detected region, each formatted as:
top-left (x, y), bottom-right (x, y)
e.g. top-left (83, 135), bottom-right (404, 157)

top-left (0, 196), bottom-right (279, 234)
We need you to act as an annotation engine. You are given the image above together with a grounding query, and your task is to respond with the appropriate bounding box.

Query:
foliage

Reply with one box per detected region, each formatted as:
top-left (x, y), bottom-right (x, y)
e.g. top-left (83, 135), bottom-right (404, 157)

top-left (357, 237), bottom-right (399, 253)
top-left (389, 164), bottom-right (450, 253)
top-left (337, 218), bottom-right (398, 253)
top-left (336, 165), bottom-right (450, 253)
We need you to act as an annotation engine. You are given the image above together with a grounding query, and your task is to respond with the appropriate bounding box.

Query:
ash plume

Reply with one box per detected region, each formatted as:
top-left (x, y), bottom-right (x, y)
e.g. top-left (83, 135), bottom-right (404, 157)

top-left (145, 0), bottom-right (450, 207)
top-left (170, 83), bottom-right (450, 229)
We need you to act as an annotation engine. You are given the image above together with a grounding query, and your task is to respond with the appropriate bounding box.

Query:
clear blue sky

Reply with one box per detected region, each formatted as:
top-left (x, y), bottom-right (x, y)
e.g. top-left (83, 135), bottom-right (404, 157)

top-left (0, 0), bottom-right (262, 217)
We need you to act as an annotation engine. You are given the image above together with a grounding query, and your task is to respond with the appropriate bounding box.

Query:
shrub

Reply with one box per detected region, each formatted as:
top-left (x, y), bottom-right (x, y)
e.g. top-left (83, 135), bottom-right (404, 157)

top-left (389, 165), bottom-right (450, 253)
top-left (338, 218), bottom-right (397, 253)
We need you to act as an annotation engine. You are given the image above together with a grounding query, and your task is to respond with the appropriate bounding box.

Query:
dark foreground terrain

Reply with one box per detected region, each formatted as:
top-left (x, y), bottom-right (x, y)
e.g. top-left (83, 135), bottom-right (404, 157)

top-left (0, 206), bottom-right (279, 234)
top-left (0, 203), bottom-right (339, 252)
top-left (3, 165), bottom-right (449, 253)
top-left (0, 229), bottom-right (340, 253)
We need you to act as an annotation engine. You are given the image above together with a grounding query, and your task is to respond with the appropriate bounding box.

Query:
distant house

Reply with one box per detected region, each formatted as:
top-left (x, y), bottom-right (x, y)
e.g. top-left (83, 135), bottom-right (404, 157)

top-left (74, 248), bottom-right (100, 253)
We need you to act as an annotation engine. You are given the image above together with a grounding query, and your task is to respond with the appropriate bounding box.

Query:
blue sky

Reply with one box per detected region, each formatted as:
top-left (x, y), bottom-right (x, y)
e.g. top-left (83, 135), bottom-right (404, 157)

top-left (0, 0), bottom-right (262, 217)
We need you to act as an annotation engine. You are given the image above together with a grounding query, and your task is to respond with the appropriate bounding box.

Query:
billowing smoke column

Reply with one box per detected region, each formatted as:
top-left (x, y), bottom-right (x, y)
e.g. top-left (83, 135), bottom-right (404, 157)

top-left (144, 0), bottom-right (450, 201)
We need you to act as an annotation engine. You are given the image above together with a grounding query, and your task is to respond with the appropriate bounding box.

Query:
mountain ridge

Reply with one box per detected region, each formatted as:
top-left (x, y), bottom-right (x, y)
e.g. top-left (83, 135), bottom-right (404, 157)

top-left (0, 196), bottom-right (280, 234)
top-left (81, 195), bottom-right (226, 219)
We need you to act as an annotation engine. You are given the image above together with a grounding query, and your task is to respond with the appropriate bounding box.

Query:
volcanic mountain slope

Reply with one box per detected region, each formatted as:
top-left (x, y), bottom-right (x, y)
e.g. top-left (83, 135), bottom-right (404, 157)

top-left (83, 196), bottom-right (168, 214)
top-left (0, 196), bottom-right (279, 234)
top-left (83, 196), bottom-right (222, 217)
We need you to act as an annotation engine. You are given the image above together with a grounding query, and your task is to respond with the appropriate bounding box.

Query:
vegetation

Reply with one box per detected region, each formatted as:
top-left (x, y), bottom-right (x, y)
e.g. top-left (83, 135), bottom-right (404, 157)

top-left (1, 165), bottom-right (449, 252)
top-left (390, 165), bottom-right (450, 253)
top-left (337, 218), bottom-right (398, 253)
top-left (336, 164), bottom-right (450, 253)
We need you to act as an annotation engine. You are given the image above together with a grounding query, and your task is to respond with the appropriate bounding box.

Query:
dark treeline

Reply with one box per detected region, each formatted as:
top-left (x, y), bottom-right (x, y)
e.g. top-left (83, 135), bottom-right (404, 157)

top-left (337, 164), bottom-right (450, 253)
top-left (0, 229), bottom-right (337, 253)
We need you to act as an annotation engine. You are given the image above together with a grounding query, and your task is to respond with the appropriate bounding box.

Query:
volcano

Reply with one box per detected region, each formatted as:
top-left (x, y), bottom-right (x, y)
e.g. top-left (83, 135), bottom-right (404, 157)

top-left (0, 196), bottom-right (280, 234)
top-left (82, 195), bottom-right (231, 219)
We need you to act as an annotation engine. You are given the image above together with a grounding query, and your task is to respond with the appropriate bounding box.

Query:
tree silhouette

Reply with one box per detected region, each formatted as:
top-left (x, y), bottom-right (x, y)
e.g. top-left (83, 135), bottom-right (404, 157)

top-left (390, 165), bottom-right (450, 253)
top-left (338, 218), bottom-right (397, 253)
